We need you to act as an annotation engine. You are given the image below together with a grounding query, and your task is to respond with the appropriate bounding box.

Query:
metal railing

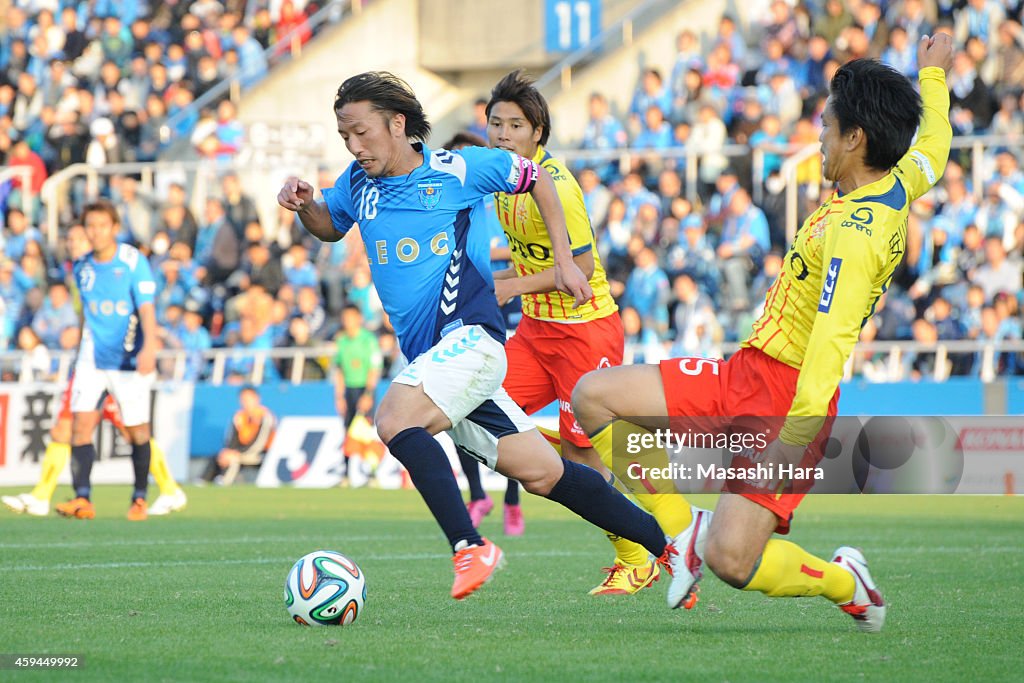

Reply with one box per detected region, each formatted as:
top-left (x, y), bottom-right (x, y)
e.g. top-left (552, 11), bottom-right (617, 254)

top-left (559, 143), bottom-right (754, 204)
top-left (37, 157), bottom-right (326, 244)
top-left (160, 0), bottom-right (363, 146)
top-left (535, 0), bottom-right (684, 92)
top-left (3, 340), bottom-right (1021, 387)
top-left (40, 163), bottom-right (97, 243)
top-left (950, 133), bottom-right (1024, 194)
top-left (779, 142), bottom-right (822, 244)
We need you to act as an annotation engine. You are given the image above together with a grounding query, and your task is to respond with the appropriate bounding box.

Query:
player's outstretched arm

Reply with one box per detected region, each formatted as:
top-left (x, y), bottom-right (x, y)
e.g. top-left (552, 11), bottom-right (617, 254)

top-left (493, 250), bottom-right (594, 305)
top-left (781, 226), bottom-right (879, 448)
top-left (529, 168), bottom-right (593, 307)
top-left (278, 176), bottom-right (341, 243)
top-left (899, 34), bottom-right (954, 201)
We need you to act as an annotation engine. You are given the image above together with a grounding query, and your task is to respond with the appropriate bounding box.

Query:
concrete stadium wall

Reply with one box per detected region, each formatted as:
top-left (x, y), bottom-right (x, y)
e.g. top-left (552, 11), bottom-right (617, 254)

top-left (237, 0), bottom-right (463, 158)
top-left (544, 0), bottom-right (727, 148)
top-left (232, 0), bottom-right (545, 180)
top-left (235, 0), bottom-right (718, 158)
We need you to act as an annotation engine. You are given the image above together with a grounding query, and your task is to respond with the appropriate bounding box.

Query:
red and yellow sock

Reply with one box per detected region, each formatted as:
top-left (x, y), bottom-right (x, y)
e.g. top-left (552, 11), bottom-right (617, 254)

top-left (589, 422), bottom-right (693, 537)
top-left (149, 440), bottom-right (180, 496)
top-left (743, 539), bottom-right (856, 603)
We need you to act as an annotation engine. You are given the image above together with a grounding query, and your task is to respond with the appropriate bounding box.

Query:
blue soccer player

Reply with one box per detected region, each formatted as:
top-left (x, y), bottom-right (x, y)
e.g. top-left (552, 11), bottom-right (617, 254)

top-left (277, 72), bottom-right (673, 600)
top-left (56, 200), bottom-right (160, 521)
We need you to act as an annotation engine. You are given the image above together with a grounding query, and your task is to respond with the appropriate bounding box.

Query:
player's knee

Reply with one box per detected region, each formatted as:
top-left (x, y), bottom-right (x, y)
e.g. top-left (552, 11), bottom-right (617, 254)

top-left (70, 423), bottom-right (94, 446)
top-left (51, 422), bottom-right (72, 445)
top-left (570, 371), bottom-right (607, 430)
top-left (127, 425), bottom-right (150, 445)
top-left (520, 471), bottom-right (558, 497)
top-left (374, 410), bottom-right (403, 445)
top-left (705, 534), bottom-right (756, 588)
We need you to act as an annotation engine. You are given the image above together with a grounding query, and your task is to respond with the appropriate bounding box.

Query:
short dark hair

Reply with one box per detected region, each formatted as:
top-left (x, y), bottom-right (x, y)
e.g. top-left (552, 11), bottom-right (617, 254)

top-left (486, 69), bottom-right (551, 146)
top-left (442, 131), bottom-right (487, 150)
top-left (829, 59), bottom-right (922, 171)
top-left (81, 198), bottom-right (120, 225)
top-left (334, 71), bottom-right (431, 142)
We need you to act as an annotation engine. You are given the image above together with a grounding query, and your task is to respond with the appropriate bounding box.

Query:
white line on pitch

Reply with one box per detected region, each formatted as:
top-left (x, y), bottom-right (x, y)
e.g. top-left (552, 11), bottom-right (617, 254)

top-left (4, 544), bottom-right (1022, 572)
top-left (2, 549), bottom-right (589, 572)
top-left (0, 534), bottom-right (405, 550)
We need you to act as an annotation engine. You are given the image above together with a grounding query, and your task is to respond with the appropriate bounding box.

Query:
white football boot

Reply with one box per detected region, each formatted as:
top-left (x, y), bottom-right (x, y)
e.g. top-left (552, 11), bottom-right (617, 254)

top-left (832, 546), bottom-right (886, 632)
top-left (2, 493), bottom-right (50, 516)
top-left (665, 506), bottom-right (712, 609)
top-left (148, 488), bottom-right (188, 516)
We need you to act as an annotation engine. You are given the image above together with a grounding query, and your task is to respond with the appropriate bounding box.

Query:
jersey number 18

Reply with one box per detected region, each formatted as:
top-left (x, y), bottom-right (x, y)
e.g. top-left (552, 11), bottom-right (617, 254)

top-left (358, 185), bottom-right (380, 221)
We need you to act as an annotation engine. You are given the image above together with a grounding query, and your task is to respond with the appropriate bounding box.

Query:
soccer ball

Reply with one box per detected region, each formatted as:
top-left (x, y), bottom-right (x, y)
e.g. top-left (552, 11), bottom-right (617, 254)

top-left (284, 550), bottom-right (366, 626)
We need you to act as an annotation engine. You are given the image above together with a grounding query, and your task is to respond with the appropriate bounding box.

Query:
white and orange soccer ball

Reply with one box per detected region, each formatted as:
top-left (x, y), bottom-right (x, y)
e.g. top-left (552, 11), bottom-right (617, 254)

top-left (285, 550), bottom-right (366, 626)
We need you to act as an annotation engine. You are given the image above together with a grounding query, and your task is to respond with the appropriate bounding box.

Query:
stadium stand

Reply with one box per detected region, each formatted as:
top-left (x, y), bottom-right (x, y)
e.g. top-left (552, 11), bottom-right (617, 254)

top-left (0, 0), bottom-right (1021, 384)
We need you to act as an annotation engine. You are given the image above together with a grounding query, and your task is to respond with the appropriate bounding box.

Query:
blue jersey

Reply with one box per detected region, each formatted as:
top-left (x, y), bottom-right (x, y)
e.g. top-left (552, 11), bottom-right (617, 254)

top-left (74, 244), bottom-right (156, 370)
top-left (322, 144), bottom-right (539, 360)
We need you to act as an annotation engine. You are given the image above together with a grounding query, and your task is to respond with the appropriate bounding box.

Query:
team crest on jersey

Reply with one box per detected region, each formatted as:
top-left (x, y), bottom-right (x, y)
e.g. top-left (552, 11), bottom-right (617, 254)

top-left (79, 263), bottom-right (96, 292)
top-left (515, 200), bottom-right (529, 227)
top-left (417, 181), bottom-right (444, 209)
top-left (810, 216), bottom-right (827, 242)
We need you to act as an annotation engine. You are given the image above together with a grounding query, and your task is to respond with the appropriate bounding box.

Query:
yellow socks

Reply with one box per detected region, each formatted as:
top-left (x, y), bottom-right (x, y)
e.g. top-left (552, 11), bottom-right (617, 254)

top-left (743, 539), bottom-right (856, 603)
top-left (30, 441), bottom-right (71, 501)
top-left (29, 440), bottom-right (182, 500)
top-left (606, 532), bottom-right (650, 566)
top-left (589, 421), bottom-right (693, 537)
top-left (535, 424), bottom-right (563, 456)
top-left (149, 440), bottom-right (180, 496)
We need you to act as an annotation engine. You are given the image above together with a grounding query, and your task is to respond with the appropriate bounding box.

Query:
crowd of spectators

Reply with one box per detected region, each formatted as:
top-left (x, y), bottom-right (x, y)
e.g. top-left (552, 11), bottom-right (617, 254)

top-left (0, 0), bottom-right (334, 224)
top-left (571, 0), bottom-right (1024, 378)
top-left (1, 0), bottom-right (1022, 383)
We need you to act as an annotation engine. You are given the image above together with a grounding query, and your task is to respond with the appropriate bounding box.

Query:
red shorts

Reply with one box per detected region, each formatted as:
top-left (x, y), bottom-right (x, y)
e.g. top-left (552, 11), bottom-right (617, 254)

top-left (504, 313), bottom-right (624, 448)
top-left (659, 347), bottom-right (840, 533)
top-left (58, 376), bottom-right (125, 428)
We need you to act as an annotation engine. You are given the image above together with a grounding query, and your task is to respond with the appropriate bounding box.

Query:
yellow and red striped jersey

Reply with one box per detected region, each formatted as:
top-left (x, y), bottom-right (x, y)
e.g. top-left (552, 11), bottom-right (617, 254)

top-left (744, 67), bottom-right (952, 445)
top-left (494, 146), bottom-right (617, 323)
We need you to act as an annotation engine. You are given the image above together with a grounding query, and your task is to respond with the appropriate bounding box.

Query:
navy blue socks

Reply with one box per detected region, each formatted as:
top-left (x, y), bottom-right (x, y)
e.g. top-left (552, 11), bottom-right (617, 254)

top-left (547, 459), bottom-right (666, 557)
top-left (71, 444), bottom-right (95, 500)
top-left (389, 428), bottom-right (482, 551)
top-left (131, 440), bottom-right (151, 501)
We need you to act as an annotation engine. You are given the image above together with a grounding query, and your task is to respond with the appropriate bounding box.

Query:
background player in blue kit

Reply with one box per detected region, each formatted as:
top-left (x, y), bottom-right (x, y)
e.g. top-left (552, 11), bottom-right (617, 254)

top-left (56, 200), bottom-right (160, 521)
top-left (277, 72), bottom-right (673, 600)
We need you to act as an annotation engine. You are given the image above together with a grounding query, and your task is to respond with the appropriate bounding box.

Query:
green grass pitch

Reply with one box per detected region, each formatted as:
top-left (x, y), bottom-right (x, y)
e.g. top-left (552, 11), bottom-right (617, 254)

top-left (1, 487), bottom-right (1021, 682)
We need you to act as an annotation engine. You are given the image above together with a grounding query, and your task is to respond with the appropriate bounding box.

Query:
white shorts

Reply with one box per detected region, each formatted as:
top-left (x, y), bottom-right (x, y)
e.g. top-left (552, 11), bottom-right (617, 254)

top-left (70, 364), bottom-right (154, 427)
top-left (393, 324), bottom-right (533, 469)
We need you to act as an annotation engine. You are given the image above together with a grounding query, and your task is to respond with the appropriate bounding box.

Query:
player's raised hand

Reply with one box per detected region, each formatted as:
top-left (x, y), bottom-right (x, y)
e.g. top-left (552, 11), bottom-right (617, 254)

top-left (554, 261), bottom-right (593, 309)
top-left (918, 33), bottom-right (954, 74)
top-left (278, 176), bottom-right (315, 211)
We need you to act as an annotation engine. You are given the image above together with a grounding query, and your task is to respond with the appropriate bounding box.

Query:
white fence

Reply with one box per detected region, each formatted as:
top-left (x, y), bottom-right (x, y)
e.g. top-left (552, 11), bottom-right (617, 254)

top-left (2, 340), bottom-right (1022, 387)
